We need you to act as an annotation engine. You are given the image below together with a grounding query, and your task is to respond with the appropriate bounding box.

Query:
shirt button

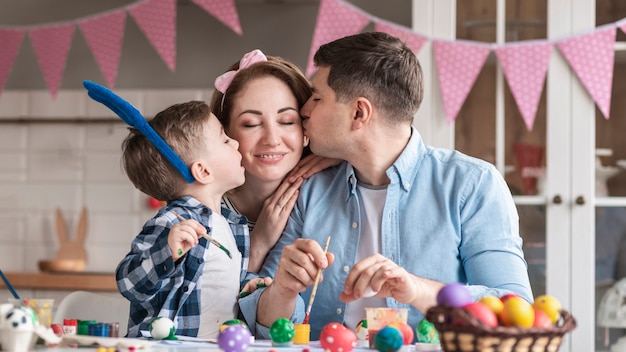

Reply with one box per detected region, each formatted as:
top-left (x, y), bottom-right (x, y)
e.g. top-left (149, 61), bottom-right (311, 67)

top-left (336, 308), bottom-right (342, 315)
top-left (404, 182), bottom-right (410, 189)
top-left (352, 222), bottom-right (358, 229)
top-left (343, 266), bottom-right (349, 273)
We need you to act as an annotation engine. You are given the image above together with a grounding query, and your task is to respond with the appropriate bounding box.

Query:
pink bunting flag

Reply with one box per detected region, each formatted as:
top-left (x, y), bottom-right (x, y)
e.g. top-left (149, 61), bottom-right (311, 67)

top-left (192, 0), bottom-right (243, 35)
top-left (129, 0), bottom-right (177, 72)
top-left (0, 29), bottom-right (25, 95)
top-left (374, 20), bottom-right (427, 55)
top-left (306, 0), bottom-right (371, 76)
top-left (29, 24), bottom-right (75, 99)
top-left (433, 40), bottom-right (491, 123)
top-left (495, 41), bottom-right (553, 131)
top-left (78, 11), bottom-right (126, 88)
top-left (557, 26), bottom-right (616, 119)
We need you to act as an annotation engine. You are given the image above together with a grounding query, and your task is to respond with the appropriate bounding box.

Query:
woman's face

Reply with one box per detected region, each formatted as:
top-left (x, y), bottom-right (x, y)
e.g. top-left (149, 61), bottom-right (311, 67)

top-left (226, 76), bottom-right (304, 184)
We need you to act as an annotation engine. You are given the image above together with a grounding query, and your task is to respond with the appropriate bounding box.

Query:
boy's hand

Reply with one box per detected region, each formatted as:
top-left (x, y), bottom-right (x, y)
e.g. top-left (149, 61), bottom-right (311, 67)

top-left (238, 277), bottom-right (273, 299)
top-left (168, 217), bottom-right (206, 261)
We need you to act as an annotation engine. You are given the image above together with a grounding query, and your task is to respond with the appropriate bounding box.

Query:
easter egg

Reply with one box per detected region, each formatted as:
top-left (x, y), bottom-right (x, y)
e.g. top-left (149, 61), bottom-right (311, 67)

top-left (416, 319), bottom-right (439, 344)
top-left (436, 283), bottom-right (472, 307)
top-left (532, 308), bottom-right (553, 328)
top-left (218, 325), bottom-right (252, 352)
top-left (499, 293), bottom-right (518, 303)
top-left (500, 297), bottom-right (534, 328)
top-left (320, 322), bottom-right (358, 352)
top-left (479, 295), bottom-right (504, 315)
top-left (269, 318), bottom-right (295, 346)
top-left (355, 319), bottom-right (369, 341)
top-left (220, 319), bottom-right (247, 332)
top-left (532, 295), bottom-right (562, 324)
top-left (463, 302), bottom-right (498, 328)
top-left (373, 326), bottom-right (403, 352)
top-left (149, 316), bottom-right (175, 340)
top-left (388, 322), bottom-right (414, 345)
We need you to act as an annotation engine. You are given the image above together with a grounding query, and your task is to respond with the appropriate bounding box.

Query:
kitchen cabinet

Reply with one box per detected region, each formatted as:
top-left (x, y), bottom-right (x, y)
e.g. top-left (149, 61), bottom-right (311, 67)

top-left (414, 0), bottom-right (626, 351)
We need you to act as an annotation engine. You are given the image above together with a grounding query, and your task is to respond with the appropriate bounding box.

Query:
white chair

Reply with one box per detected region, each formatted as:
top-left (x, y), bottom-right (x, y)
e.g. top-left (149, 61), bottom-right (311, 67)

top-left (52, 291), bottom-right (130, 335)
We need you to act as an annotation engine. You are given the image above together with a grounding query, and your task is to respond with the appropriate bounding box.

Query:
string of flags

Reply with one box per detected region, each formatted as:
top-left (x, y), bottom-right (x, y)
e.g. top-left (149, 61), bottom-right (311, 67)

top-left (0, 0), bottom-right (624, 130)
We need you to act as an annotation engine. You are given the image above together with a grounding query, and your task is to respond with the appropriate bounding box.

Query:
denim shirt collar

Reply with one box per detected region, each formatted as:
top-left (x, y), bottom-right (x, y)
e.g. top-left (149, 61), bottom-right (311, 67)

top-left (342, 126), bottom-right (425, 198)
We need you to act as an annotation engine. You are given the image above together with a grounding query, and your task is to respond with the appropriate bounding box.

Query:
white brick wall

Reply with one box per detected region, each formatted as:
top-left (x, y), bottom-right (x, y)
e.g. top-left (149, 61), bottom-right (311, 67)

top-left (0, 89), bottom-right (212, 273)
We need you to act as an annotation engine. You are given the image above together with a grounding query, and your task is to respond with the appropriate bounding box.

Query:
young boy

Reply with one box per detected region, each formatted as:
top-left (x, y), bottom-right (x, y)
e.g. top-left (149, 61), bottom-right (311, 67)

top-left (115, 100), bottom-right (249, 339)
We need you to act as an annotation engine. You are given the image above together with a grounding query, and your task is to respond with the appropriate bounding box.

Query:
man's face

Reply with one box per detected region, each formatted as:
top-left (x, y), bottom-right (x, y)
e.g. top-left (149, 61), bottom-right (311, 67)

top-left (300, 67), bottom-right (353, 158)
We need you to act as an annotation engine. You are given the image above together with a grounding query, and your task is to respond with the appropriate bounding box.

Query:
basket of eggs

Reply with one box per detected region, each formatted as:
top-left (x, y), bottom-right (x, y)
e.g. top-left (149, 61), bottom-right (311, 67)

top-left (425, 283), bottom-right (577, 352)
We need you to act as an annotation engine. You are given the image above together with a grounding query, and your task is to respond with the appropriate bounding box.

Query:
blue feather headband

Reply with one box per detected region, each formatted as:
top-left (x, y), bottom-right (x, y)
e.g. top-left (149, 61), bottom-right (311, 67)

top-left (83, 80), bottom-right (195, 183)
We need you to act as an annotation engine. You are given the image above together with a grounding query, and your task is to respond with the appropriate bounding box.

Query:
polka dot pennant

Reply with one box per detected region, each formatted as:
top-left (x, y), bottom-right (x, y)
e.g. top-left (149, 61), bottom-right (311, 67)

top-left (495, 41), bottom-right (553, 131)
top-left (306, 0), bottom-right (371, 77)
top-left (434, 40), bottom-right (491, 124)
top-left (129, 0), bottom-right (177, 72)
top-left (0, 29), bottom-right (24, 95)
top-left (191, 0), bottom-right (243, 36)
top-left (28, 23), bottom-right (75, 99)
top-left (374, 20), bottom-right (427, 55)
top-left (78, 11), bottom-right (126, 89)
top-left (557, 26), bottom-right (616, 119)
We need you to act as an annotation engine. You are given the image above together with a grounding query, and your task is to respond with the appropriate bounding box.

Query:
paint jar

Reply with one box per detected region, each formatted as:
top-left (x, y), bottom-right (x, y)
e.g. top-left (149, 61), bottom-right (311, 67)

top-left (77, 320), bottom-right (96, 335)
top-left (63, 319), bottom-right (77, 335)
top-left (293, 324), bottom-right (310, 344)
top-left (8, 298), bottom-right (55, 328)
top-left (365, 307), bottom-right (408, 348)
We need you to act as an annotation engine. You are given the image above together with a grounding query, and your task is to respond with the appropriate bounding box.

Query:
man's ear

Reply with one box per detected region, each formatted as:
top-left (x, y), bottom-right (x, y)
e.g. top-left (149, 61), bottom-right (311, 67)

top-left (352, 97), bottom-right (373, 130)
top-left (189, 160), bottom-right (214, 184)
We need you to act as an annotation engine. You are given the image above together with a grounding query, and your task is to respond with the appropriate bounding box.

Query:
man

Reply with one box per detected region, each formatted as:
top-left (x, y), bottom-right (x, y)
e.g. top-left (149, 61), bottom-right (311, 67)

top-left (239, 31), bottom-right (532, 340)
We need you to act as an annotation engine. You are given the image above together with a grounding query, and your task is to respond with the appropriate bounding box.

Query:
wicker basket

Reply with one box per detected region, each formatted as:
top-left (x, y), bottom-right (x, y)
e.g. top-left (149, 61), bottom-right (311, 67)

top-left (425, 305), bottom-right (577, 352)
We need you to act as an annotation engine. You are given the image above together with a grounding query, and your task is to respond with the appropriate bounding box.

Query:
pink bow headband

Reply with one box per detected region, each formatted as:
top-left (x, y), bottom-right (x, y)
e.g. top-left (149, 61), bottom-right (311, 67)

top-left (214, 49), bottom-right (268, 93)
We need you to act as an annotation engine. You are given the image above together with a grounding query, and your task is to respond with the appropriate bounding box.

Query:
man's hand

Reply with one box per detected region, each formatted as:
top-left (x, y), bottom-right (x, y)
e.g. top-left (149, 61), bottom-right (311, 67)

top-left (340, 254), bottom-right (443, 313)
top-left (257, 238), bottom-right (335, 326)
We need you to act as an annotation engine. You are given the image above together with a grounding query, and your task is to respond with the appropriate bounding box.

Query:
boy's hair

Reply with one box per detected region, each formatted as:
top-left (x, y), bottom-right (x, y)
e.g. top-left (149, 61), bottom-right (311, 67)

top-left (121, 101), bottom-right (211, 201)
top-left (209, 56), bottom-right (312, 128)
top-left (313, 31), bottom-right (424, 124)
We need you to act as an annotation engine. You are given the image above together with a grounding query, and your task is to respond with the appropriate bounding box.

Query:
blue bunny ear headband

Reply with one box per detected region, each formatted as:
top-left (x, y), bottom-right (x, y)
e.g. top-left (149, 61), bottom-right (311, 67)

top-left (83, 80), bottom-right (195, 183)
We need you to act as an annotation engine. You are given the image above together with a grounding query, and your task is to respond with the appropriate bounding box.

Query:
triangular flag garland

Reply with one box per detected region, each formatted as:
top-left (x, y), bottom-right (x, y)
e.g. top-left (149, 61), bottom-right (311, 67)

top-left (78, 11), bottom-right (126, 89)
top-left (557, 25), bottom-right (617, 119)
top-left (191, 0), bottom-right (243, 35)
top-left (28, 23), bottom-right (75, 99)
top-left (305, 0), bottom-right (371, 76)
top-left (0, 29), bottom-right (24, 96)
top-left (495, 41), bottom-right (553, 131)
top-left (0, 0), bottom-right (625, 126)
top-left (129, 0), bottom-right (177, 72)
top-left (434, 40), bottom-right (491, 123)
top-left (374, 19), bottom-right (428, 55)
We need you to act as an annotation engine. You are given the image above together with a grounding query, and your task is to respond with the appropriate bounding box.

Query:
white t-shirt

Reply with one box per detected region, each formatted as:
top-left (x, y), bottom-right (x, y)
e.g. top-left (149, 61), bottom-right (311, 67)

top-left (197, 214), bottom-right (242, 338)
top-left (344, 183), bottom-right (388, 330)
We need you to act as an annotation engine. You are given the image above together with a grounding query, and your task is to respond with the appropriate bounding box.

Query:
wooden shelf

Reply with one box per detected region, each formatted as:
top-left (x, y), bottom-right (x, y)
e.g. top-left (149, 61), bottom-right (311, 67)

top-left (0, 272), bottom-right (117, 292)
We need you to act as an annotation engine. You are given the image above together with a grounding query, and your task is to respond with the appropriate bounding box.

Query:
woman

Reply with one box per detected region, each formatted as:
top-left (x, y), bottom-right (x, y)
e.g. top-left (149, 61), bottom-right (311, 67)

top-left (210, 49), bottom-right (335, 272)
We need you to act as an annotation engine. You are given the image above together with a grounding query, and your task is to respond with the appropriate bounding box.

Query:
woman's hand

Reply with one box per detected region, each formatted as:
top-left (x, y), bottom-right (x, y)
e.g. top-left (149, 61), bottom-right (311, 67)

top-left (248, 176), bottom-right (304, 272)
top-left (238, 277), bottom-right (273, 298)
top-left (287, 154), bottom-right (342, 181)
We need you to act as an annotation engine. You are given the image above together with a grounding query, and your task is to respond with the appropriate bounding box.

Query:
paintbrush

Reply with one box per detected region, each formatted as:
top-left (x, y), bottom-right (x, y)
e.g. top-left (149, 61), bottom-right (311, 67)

top-left (0, 270), bottom-right (19, 299)
top-left (303, 235), bottom-right (331, 325)
top-left (172, 212), bottom-right (232, 259)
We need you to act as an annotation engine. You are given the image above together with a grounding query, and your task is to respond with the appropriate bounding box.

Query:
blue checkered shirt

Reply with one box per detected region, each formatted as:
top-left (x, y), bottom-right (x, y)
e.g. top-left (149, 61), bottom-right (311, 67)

top-left (116, 196), bottom-right (250, 337)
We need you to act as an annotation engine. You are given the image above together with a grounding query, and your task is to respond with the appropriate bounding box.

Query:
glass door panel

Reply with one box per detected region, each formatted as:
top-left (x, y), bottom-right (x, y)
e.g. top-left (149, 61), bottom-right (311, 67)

top-left (595, 2), bottom-right (626, 351)
top-left (455, 0), bottom-right (548, 297)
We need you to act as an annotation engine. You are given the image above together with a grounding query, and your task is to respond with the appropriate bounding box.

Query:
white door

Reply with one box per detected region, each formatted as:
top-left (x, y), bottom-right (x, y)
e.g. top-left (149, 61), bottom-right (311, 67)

top-left (411, 0), bottom-right (626, 351)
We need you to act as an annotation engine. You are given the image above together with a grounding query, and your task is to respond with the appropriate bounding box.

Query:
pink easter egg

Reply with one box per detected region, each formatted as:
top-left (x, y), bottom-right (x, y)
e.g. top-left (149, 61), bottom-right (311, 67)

top-left (320, 322), bottom-right (358, 352)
